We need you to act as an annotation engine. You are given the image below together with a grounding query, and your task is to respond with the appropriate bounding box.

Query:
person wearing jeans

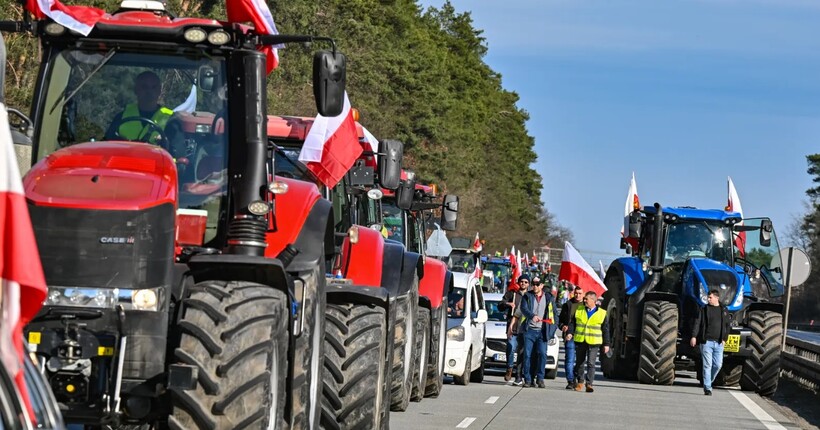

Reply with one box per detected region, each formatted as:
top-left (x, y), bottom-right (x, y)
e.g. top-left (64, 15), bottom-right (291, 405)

top-left (689, 290), bottom-right (730, 395)
top-left (519, 278), bottom-right (558, 388)
top-left (559, 286), bottom-right (584, 389)
top-left (498, 275), bottom-right (529, 382)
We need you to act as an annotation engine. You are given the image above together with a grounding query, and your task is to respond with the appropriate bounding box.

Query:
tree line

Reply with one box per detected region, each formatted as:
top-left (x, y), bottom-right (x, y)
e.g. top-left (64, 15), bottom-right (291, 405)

top-left (0, 0), bottom-right (572, 250)
top-left (789, 154), bottom-right (820, 324)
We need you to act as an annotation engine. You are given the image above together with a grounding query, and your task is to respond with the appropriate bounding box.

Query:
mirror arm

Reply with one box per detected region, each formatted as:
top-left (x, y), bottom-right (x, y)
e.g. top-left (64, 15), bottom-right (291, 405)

top-left (257, 34), bottom-right (337, 53)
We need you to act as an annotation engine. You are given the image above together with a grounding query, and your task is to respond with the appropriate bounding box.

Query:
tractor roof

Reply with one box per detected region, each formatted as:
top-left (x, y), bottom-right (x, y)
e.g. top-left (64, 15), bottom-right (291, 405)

top-left (643, 206), bottom-right (741, 222)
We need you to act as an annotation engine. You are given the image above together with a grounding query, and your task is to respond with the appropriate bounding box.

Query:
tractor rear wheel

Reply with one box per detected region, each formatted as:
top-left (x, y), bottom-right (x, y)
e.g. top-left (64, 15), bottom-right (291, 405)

top-left (601, 272), bottom-right (638, 380)
top-left (320, 302), bottom-right (388, 430)
top-left (410, 307), bottom-right (430, 402)
top-left (714, 362), bottom-right (742, 387)
top-left (169, 280), bottom-right (288, 430)
top-left (290, 264), bottom-right (326, 429)
top-left (740, 311), bottom-right (782, 397)
top-left (424, 305), bottom-right (447, 398)
top-left (638, 301), bottom-right (677, 385)
top-left (390, 279), bottom-right (419, 412)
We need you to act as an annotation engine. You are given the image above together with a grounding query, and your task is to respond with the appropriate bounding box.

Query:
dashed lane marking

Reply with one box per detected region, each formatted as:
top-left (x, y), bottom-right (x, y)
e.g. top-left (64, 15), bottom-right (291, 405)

top-left (484, 396), bottom-right (499, 404)
top-left (456, 417), bottom-right (476, 428)
top-left (729, 391), bottom-right (787, 430)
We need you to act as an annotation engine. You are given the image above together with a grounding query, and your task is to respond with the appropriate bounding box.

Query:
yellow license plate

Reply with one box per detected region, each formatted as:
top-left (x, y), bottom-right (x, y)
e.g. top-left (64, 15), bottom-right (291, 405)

top-left (725, 335), bottom-right (741, 353)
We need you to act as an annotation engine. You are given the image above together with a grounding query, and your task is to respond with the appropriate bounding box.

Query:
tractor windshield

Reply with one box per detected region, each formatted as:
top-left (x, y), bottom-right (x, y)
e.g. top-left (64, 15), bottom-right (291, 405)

top-left (485, 262), bottom-right (512, 284)
top-left (34, 44), bottom-right (230, 244)
top-left (664, 221), bottom-right (734, 265)
top-left (382, 201), bottom-right (404, 242)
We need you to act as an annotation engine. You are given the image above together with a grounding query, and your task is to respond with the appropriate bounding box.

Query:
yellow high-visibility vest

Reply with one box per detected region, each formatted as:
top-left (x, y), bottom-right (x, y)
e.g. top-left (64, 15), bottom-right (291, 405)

top-left (118, 103), bottom-right (173, 143)
top-left (575, 306), bottom-right (606, 345)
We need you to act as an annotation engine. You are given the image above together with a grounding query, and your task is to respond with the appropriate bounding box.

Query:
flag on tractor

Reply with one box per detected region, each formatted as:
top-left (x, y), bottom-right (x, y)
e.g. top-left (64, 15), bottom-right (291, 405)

top-left (25, 0), bottom-right (104, 36)
top-left (727, 177), bottom-right (745, 257)
top-left (359, 125), bottom-right (379, 168)
top-left (472, 232), bottom-right (482, 253)
top-left (621, 172), bottom-right (640, 250)
top-left (298, 92), bottom-right (362, 188)
top-left (508, 246), bottom-right (521, 291)
top-left (226, 0), bottom-right (280, 72)
top-left (558, 241), bottom-right (607, 297)
top-left (1, 103), bottom-right (48, 420)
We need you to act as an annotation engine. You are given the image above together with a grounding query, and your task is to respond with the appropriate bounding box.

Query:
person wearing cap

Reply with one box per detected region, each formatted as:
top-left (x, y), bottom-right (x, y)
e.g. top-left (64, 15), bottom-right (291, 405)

top-left (559, 286), bottom-right (585, 389)
top-left (519, 276), bottom-right (559, 388)
top-left (498, 274), bottom-right (530, 383)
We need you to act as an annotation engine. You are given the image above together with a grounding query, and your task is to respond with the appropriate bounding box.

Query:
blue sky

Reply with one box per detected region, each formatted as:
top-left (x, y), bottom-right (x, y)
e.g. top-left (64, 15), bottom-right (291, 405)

top-left (420, 0), bottom-right (819, 263)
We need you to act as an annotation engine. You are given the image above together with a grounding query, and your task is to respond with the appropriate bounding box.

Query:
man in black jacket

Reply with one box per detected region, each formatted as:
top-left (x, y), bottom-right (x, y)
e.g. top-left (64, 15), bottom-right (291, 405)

top-left (559, 286), bottom-right (584, 389)
top-left (688, 290), bottom-right (730, 395)
top-left (498, 275), bottom-right (529, 382)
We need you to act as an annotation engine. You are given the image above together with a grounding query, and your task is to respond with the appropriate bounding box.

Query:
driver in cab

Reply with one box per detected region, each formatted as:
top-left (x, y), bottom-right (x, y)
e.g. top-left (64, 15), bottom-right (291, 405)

top-left (105, 71), bottom-right (182, 155)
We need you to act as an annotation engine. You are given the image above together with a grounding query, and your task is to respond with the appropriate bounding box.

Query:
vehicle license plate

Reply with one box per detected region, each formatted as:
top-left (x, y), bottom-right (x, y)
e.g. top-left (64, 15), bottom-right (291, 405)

top-left (494, 353), bottom-right (506, 362)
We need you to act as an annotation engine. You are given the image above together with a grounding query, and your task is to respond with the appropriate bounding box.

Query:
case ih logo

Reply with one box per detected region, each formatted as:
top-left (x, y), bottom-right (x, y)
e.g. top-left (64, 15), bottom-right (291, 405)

top-left (99, 236), bottom-right (135, 245)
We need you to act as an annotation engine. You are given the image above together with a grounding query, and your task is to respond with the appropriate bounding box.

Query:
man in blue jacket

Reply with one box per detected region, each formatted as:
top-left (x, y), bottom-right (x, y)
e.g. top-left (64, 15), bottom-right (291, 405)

top-left (519, 277), bottom-right (559, 388)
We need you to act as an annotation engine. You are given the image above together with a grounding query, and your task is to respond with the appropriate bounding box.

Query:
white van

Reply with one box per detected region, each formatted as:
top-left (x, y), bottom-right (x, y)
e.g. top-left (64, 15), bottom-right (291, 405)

top-left (444, 272), bottom-right (487, 385)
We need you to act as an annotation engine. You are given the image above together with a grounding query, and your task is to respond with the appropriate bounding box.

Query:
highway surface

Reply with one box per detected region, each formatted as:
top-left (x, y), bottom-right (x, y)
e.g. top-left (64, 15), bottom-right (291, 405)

top-left (392, 351), bottom-right (805, 429)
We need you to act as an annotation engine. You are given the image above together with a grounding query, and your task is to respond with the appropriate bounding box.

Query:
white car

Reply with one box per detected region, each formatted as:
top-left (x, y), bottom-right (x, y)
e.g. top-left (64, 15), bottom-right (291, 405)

top-left (444, 272), bottom-right (487, 385)
top-left (483, 293), bottom-right (560, 379)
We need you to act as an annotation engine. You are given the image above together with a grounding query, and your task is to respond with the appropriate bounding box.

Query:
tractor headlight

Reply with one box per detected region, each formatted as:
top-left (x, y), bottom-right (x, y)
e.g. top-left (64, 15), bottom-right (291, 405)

top-left (183, 27), bottom-right (208, 43)
top-left (447, 326), bottom-right (465, 341)
top-left (44, 287), bottom-right (162, 311)
top-left (44, 22), bottom-right (66, 36)
top-left (732, 290), bottom-right (744, 308)
top-left (207, 30), bottom-right (231, 45)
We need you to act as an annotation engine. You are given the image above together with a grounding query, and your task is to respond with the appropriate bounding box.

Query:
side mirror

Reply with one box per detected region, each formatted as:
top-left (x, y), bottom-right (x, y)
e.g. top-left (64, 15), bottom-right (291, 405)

top-left (474, 309), bottom-right (488, 324)
top-left (627, 211), bottom-right (642, 239)
top-left (396, 179), bottom-right (415, 210)
top-left (440, 195), bottom-right (459, 231)
top-left (198, 66), bottom-right (216, 92)
top-left (313, 51), bottom-right (346, 117)
top-left (379, 139), bottom-right (403, 190)
top-left (760, 218), bottom-right (773, 247)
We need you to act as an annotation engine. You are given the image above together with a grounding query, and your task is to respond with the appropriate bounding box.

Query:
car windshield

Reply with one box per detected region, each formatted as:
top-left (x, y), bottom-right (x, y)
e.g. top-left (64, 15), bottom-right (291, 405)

top-left (448, 252), bottom-right (475, 273)
top-left (485, 300), bottom-right (505, 321)
top-left (486, 262), bottom-right (512, 281)
top-left (447, 287), bottom-right (466, 318)
top-left (664, 221), bottom-right (734, 265)
top-left (35, 45), bottom-right (230, 245)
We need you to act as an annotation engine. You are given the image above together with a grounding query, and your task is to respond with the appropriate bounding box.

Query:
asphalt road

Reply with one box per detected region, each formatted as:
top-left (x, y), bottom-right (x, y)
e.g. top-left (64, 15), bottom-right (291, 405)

top-left (391, 349), bottom-right (803, 429)
top-left (787, 329), bottom-right (820, 345)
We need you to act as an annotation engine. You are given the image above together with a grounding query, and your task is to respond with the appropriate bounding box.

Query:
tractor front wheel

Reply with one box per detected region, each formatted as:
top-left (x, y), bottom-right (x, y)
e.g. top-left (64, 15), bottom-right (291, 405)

top-left (410, 307), bottom-right (430, 402)
top-left (424, 305), bottom-right (447, 397)
top-left (638, 301), bottom-right (677, 385)
top-left (740, 310), bottom-right (782, 397)
top-left (390, 279), bottom-right (419, 412)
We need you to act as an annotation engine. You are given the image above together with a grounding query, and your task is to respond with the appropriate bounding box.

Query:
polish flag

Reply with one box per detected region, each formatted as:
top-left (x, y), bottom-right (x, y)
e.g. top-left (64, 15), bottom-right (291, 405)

top-left (472, 258), bottom-right (482, 281)
top-left (621, 172), bottom-right (640, 250)
top-left (26, 0), bottom-right (105, 36)
top-left (1, 104), bottom-right (48, 419)
top-left (226, 0), bottom-right (280, 72)
top-left (727, 177), bottom-right (746, 257)
top-left (298, 92), bottom-right (362, 188)
top-left (558, 241), bottom-right (607, 296)
top-left (508, 246), bottom-right (521, 291)
top-left (471, 232), bottom-right (482, 253)
top-left (359, 125), bottom-right (379, 168)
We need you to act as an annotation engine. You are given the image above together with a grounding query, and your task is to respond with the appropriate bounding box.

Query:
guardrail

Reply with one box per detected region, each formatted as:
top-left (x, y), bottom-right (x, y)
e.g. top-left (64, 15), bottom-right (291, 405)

top-left (781, 333), bottom-right (819, 391)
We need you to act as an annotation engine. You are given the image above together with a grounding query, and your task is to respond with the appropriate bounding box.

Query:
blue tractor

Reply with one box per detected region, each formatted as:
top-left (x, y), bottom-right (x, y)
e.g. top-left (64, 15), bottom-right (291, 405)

top-left (602, 204), bottom-right (786, 396)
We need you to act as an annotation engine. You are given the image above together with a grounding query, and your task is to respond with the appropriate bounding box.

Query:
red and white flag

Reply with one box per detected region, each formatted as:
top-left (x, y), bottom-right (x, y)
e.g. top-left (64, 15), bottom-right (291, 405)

top-left (226, 0), bottom-right (280, 72)
top-left (471, 232), bottom-right (482, 253)
top-left (621, 172), bottom-right (640, 250)
top-left (508, 246), bottom-right (521, 291)
top-left (472, 258), bottom-right (482, 281)
top-left (558, 241), bottom-right (607, 296)
top-left (1, 103), bottom-right (48, 419)
top-left (727, 177), bottom-right (746, 256)
top-left (26, 0), bottom-right (104, 36)
top-left (298, 92), bottom-right (362, 188)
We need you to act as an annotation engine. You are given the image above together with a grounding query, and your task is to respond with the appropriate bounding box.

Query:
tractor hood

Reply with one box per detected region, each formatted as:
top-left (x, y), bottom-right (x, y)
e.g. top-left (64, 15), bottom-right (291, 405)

top-left (682, 258), bottom-right (744, 311)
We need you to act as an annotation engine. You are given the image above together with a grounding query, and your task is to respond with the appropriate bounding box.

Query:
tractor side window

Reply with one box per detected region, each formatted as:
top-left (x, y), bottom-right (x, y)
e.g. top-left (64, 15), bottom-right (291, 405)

top-left (740, 218), bottom-right (785, 298)
top-left (383, 202), bottom-right (404, 242)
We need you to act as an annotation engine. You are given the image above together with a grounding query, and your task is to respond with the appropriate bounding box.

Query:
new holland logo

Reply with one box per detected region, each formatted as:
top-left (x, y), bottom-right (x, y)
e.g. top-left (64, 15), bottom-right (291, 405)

top-left (100, 237), bottom-right (135, 244)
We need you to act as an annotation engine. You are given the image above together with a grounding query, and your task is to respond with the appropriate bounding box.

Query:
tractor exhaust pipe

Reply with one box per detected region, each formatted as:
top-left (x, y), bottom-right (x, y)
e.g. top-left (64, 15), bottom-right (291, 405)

top-left (626, 202), bottom-right (664, 337)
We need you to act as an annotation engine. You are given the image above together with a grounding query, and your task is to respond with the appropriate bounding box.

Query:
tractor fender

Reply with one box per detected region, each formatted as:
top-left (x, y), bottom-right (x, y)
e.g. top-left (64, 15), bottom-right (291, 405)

top-left (326, 283), bottom-right (390, 310)
top-left (614, 257), bottom-right (646, 296)
top-left (746, 301), bottom-right (784, 315)
top-left (186, 254), bottom-right (294, 298)
top-left (643, 291), bottom-right (679, 305)
top-left (419, 257), bottom-right (448, 308)
top-left (275, 197), bottom-right (334, 272)
top-left (418, 295), bottom-right (432, 310)
top-left (342, 226), bottom-right (385, 287)
top-left (380, 240), bottom-right (408, 297)
top-left (398, 251), bottom-right (424, 297)
top-left (265, 177), bottom-right (327, 266)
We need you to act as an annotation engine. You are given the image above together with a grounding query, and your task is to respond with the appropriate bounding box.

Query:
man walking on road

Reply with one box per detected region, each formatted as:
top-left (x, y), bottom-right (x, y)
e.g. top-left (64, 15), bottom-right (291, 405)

top-left (688, 290), bottom-right (730, 395)
top-left (559, 286), bottom-right (584, 389)
top-left (520, 277), bottom-right (559, 388)
top-left (498, 275), bottom-right (529, 382)
top-left (567, 291), bottom-right (610, 393)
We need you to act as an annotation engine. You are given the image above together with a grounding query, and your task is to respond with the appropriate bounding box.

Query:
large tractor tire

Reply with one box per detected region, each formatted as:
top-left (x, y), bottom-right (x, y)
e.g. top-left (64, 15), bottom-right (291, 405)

top-left (320, 303), bottom-right (388, 430)
top-left (600, 273), bottom-right (638, 380)
top-left (424, 305), bottom-right (447, 397)
top-left (390, 279), bottom-right (419, 412)
top-left (289, 264), bottom-right (326, 429)
top-left (410, 307), bottom-right (431, 402)
top-left (453, 348), bottom-right (471, 386)
top-left (638, 301), bottom-right (677, 385)
top-left (740, 311), bottom-right (782, 397)
top-left (714, 362), bottom-right (742, 387)
top-left (169, 280), bottom-right (288, 430)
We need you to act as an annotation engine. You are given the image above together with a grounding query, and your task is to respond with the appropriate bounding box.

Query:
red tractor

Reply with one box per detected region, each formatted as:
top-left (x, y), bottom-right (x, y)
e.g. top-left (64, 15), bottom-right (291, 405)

top-left (382, 175), bottom-right (459, 398)
top-left (3, 2), bottom-right (347, 428)
top-left (265, 115), bottom-right (410, 426)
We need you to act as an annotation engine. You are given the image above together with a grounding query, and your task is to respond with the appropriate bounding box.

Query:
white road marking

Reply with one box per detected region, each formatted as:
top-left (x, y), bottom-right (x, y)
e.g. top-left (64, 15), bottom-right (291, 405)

top-left (456, 417), bottom-right (476, 428)
top-left (729, 391), bottom-right (787, 430)
top-left (484, 396), bottom-right (499, 404)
